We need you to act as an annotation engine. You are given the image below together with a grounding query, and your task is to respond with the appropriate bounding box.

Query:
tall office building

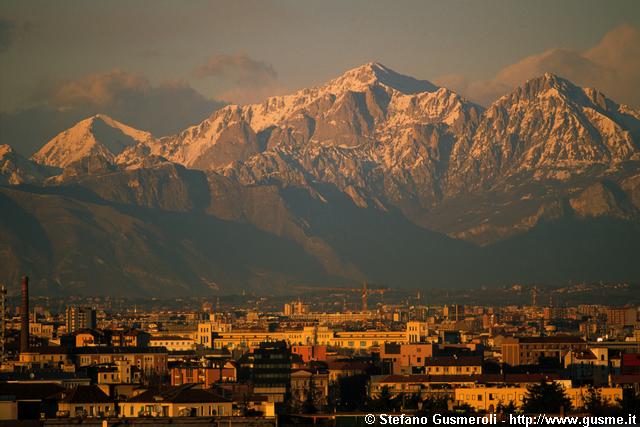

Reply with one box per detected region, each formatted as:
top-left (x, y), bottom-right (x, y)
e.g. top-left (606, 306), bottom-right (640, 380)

top-left (20, 276), bottom-right (29, 353)
top-left (66, 306), bottom-right (97, 333)
top-left (252, 341), bottom-right (292, 403)
top-left (0, 284), bottom-right (6, 361)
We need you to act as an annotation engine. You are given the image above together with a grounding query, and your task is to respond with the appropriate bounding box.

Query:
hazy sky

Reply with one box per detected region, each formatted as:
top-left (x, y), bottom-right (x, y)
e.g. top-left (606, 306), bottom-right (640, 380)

top-left (1, 0), bottom-right (639, 153)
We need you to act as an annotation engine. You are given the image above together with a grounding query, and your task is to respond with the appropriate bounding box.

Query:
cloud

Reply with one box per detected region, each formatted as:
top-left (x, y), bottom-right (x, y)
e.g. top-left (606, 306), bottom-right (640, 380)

top-left (194, 53), bottom-right (283, 104)
top-left (0, 70), bottom-right (225, 155)
top-left (47, 70), bottom-right (225, 136)
top-left (436, 25), bottom-right (640, 109)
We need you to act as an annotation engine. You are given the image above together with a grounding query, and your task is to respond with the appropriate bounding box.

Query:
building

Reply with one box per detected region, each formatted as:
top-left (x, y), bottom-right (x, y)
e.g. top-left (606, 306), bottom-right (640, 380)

top-left (251, 341), bottom-right (291, 403)
top-left (291, 345), bottom-right (327, 362)
top-left (564, 348), bottom-right (610, 386)
top-left (57, 385), bottom-right (114, 417)
top-left (20, 346), bottom-right (168, 374)
top-left (0, 285), bottom-right (6, 362)
top-left (0, 383), bottom-right (64, 420)
top-left (443, 305), bottom-right (464, 321)
top-left (171, 361), bottom-right (237, 386)
top-left (111, 329), bottom-right (150, 348)
top-left (370, 373), bottom-right (563, 401)
top-left (213, 326), bottom-right (406, 350)
top-left (65, 306), bottom-right (96, 333)
top-left (501, 336), bottom-right (587, 366)
top-left (28, 322), bottom-right (55, 341)
top-left (290, 369), bottom-right (329, 410)
top-left (380, 343), bottom-right (434, 374)
top-left (327, 360), bottom-right (371, 382)
top-left (88, 360), bottom-right (138, 385)
top-left (406, 321), bottom-right (429, 343)
top-left (149, 336), bottom-right (196, 352)
top-left (455, 384), bottom-right (622, 412)
top-left (604, 307), bottom-right (637, 327)
top-left (424, 356), bottom-right (482, 376)
top-left (120, 385), bottom-right (232, 417)
top-left (71, 329), bottom-right (108, 347)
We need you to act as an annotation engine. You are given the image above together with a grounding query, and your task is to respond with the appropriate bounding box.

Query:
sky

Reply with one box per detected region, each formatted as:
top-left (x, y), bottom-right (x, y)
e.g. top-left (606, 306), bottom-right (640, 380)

top-left (1, 0), bottom-right (639, 154)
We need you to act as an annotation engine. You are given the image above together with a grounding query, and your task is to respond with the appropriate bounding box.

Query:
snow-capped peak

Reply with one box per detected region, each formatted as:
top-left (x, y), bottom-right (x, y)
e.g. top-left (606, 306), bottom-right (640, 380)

top-left (324, 62), bottom-right (438, 95)
top-left (31, 114), bottom-right (154, 168)
top-left (140, 62), bottom-right (479, 169)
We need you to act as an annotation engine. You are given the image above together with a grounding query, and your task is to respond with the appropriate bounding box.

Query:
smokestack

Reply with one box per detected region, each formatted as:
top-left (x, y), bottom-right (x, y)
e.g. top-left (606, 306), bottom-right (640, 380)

top-left (20, 276), bottom-right (29, 353)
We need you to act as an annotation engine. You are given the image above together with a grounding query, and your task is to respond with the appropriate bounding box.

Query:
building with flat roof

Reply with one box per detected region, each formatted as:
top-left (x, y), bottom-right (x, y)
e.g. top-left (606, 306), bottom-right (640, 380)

top-left (501, 336), bottom-right (587, 366)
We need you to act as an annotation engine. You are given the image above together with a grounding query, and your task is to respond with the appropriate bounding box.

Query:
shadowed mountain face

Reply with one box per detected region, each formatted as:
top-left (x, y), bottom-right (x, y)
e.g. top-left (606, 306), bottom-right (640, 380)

top-left (1, 64), bottom-right (640, 295)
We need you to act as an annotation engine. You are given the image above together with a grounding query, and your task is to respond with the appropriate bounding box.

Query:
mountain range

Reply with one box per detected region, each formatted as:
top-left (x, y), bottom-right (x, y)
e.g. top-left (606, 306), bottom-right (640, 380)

top-left (2, 63), bottom-right (640, 296)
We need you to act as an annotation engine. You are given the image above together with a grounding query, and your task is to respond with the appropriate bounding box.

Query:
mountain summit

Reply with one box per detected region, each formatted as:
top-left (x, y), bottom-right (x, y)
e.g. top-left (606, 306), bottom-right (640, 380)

top-left (143, 63), bottom-right (479, 169)
top-left (325, 62), bottom-right (439, 94)
top-left (31, 114), bottom-right (154, 168)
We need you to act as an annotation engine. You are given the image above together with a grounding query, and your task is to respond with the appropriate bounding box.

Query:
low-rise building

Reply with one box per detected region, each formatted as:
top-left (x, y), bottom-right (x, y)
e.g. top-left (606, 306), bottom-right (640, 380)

top-left (111, 329), bottom-right (151, 348)
top-left (455, 384), bottom-right (622, 412)
top-left (290, 369), bottom-right (329, 410)
top-left (501, 336), bottom-right (587, 366)
top-left (564, 348), bottom-right (610, 386)
top-left (20, 346), bottom-right (168, 374)
top-left (171, 360), bottom-right (237, 386)
top-left (424, 356), bottom-right (483, 376)
top-left (57, 385), bottom-right (114, 417)
top-left (119, 385), bottom-right (232, 417)
top-left (149, 336), bottom-right (196, 352)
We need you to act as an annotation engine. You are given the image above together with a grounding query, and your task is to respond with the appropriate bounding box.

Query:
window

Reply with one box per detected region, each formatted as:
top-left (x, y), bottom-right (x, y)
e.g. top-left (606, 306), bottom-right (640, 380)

top-left (477, 395), bottom-right (483, 401)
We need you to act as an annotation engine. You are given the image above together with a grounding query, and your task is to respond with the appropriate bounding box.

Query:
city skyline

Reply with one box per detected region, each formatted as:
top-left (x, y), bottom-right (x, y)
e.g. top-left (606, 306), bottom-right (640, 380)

top-left (1, 2), bottom-right (640, 422)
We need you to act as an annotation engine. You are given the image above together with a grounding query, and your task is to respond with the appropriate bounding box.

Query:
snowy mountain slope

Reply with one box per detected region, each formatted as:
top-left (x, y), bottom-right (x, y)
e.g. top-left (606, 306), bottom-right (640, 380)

top-left (22, 63), bottom-right (640, 247)
top-left (147, 63), bottom-right (482, 170)
top-left (449, 73), bottom-right (640, 192)
top-left (5, 64), bottom-right (640, 295)
top-left (31, 114), bottom-right (154, 168)
top-left (0, 144), bottom-right (57, 185)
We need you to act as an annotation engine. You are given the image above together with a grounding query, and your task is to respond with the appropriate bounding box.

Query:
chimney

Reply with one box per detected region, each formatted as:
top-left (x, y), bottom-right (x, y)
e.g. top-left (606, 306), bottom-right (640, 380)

top-left (20, 276), bottom-right (29, 353)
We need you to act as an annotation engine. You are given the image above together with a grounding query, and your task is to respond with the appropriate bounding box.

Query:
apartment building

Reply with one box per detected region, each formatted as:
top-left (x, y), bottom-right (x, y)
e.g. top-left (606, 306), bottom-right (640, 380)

top-left (501, 336), bottom-right (587, 366)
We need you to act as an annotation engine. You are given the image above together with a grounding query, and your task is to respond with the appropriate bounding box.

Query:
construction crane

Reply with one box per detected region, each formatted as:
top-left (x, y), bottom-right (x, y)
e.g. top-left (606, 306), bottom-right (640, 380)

top-left (294, 282), bottom-right (388, 312)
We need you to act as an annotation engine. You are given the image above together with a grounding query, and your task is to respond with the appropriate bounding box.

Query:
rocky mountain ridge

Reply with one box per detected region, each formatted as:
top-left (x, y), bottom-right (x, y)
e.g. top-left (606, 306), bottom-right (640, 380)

top-left (1, 63), bottom-right (640, 295)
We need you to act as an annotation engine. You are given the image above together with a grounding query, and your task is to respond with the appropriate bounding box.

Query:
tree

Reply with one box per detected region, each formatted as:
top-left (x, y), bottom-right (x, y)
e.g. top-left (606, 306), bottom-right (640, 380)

top-left (402, 393), bottom-right (421, 410)
top-left (583, 387), bottom-right (622, 416)
top-left (336, 374), bottom-right (368, 411)
top-left (620, 389), bottom-right (640, 414)
top-left (522, 381), bottom-right (571, 414)
top-left (368, 386), bottom-right (401, 412)
top-left (420, 396), bottom-right (448, 415)
top-left (497, 401), bottom-right (518, 415)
